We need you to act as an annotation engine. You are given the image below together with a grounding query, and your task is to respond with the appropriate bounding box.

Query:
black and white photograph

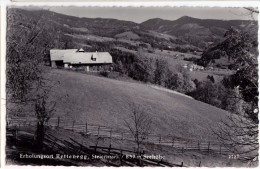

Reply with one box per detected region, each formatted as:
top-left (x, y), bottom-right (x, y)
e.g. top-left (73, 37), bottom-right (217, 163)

top-left (5, 6), bottom-right (259, 167)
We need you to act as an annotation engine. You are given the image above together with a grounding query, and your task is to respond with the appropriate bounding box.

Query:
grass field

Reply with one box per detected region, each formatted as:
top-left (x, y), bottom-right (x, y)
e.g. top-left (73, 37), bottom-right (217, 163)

top-left (66, 33), bottom-right (114, 42)
top-left (190, 69), bottom-right (234, 82)
top-left (42, 69), bottom-right (229, 142)
top-left (115, 31), bottom-right (140, 40)
top-left (189, 71), bottom-right (223, 82)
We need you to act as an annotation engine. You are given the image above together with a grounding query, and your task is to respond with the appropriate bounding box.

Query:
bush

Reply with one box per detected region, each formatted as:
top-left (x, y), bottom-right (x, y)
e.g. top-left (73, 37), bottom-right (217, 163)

top-left (187, 80), bottom-right (231, 109)
top-left (164, 67), bottom-right (195, 93)
top-left (183, 57), bottom-right (198, 62)
top-left (100, 71), bottom-right (109, 77)
top-left (131, 50), bottom-right (156, 83)
top-left (154, 58), bottom-right (168, 86)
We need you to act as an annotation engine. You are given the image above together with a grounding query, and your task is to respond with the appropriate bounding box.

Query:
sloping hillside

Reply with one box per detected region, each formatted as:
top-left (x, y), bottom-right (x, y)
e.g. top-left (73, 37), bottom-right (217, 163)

top-left (140, 16), bottom-right (257, 49)
top-left (43, 69), bottom-right (229, 142)
top-left (10, 8), bottom-right (257, 52)
top-left (140, 16), bottom-right (257, 37)
top-left (9, 8), bottom-right (137, 37)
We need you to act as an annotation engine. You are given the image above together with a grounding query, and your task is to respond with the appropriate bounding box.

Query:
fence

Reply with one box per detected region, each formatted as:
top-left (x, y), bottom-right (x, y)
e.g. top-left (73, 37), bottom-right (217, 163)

top-left (7, 116), bottom-right (230, 155)
top-left (45, 133), bottom-right (185, 167)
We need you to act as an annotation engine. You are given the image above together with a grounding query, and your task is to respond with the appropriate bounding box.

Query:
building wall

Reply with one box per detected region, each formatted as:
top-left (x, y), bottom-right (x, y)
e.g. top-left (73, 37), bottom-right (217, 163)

top-left (51, 61), bottom-right (57, 68)
top-left (89, 65), bottom-right (112, 72)
top-left (71, 64), bottom-right (112, 72)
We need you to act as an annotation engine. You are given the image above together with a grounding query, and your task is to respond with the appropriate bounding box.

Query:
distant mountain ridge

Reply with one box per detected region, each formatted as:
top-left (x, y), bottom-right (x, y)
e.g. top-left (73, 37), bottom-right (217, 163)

top-left (9, 8), bottom-right (257, 50)
top-left (140, 16), bottom-right (256, 34)
top-left (140, 16), bottom-right (257, 48)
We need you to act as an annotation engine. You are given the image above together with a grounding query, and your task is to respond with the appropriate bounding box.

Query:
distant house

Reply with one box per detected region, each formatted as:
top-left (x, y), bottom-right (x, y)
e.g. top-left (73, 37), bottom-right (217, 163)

top-left (50, 48), bottom-right (113, 72)
top-left (184, 63), bottom-right (204, 71)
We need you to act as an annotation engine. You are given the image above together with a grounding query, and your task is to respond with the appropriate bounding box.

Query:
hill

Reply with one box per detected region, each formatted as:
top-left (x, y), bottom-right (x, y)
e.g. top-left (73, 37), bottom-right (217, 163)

top-left (9, 8), bottom-right (137, 37)
top-left (140, 16), bottom-right (257, 49)
top-left (38, 69), bottom-right (230, 142)
top-left (141, 16), bottom-right (255, 34)
top-left (9, 8), bottom-right (257, 52)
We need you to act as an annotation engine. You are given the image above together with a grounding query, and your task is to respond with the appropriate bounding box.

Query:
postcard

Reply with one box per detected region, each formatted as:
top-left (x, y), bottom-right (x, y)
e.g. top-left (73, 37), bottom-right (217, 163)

top-left (5, 5), bottom-right (259, 167)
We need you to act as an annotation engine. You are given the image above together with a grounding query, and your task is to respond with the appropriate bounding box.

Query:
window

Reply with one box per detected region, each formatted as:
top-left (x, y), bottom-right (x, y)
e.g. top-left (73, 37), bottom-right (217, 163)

top-left (91, 54), bottom-right (96, 61)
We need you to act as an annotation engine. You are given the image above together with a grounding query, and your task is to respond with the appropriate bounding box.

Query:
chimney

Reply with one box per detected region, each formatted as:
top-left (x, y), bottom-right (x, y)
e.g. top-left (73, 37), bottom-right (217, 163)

top-left (78, 48), bottom-right (84, 52)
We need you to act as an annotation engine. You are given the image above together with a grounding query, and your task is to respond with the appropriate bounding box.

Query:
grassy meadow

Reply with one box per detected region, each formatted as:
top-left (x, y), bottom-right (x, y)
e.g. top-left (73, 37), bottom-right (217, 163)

top-left (43, 69), bottom-right (229, 142)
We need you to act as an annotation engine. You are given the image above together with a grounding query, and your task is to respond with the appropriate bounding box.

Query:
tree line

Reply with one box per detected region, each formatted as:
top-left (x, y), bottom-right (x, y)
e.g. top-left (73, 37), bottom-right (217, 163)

top-left (111, 48), bottom-right (196, 94)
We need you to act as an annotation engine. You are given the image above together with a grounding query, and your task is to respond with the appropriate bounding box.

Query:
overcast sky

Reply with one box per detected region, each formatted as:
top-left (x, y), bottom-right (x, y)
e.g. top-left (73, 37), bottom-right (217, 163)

top-left (42, 7), bottom-right (258, 23)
